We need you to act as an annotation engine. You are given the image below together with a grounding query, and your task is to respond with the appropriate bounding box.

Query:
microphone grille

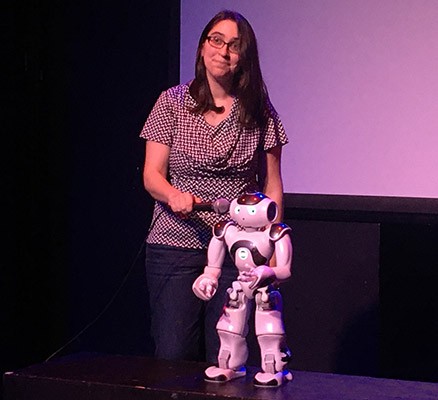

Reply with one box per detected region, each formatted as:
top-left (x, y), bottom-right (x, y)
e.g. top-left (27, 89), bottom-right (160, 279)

top-left (213, 198), bottom-right (230, 214)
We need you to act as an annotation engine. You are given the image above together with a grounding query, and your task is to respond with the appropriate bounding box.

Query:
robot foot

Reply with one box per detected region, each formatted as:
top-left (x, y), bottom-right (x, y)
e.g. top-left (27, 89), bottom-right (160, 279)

top-left (204, 366), bottom-right (246, 383)
top-left (253, 370), bottom-right (293, 387)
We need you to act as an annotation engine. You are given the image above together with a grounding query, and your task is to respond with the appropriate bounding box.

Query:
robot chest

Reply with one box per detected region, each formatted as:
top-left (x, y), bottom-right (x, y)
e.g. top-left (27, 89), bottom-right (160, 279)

top-left (227, 233), bottom-right (274, 268)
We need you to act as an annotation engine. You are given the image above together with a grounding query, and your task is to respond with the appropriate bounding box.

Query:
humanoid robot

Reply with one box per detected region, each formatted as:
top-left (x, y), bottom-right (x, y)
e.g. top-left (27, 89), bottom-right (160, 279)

top-left (192, 192), bottom-right (293, 387)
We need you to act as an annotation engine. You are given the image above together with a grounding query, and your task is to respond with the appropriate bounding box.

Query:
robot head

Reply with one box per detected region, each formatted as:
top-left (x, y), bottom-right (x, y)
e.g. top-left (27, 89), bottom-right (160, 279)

top-left (230, 192), bottom-right (278, 228)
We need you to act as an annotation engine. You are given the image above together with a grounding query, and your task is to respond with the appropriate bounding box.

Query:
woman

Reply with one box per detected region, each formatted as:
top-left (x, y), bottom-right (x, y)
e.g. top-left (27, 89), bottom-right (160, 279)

top-left (140, 9), bottom-right (288, 362)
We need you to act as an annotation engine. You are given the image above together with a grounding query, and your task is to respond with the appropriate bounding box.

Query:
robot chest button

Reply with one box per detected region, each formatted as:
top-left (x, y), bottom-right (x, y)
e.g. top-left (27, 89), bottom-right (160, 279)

top-left (238, 249), bottom-right (249, 260)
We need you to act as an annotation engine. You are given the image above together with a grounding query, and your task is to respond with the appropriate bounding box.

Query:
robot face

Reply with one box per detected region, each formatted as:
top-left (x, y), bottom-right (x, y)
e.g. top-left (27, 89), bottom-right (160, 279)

top-left (230, 192), bottom-right (278, 228)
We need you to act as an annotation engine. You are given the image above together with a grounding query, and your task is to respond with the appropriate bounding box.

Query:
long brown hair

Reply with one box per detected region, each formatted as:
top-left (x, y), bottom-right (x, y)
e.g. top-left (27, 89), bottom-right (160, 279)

top-left (189, 10), bottom-right (270, 129)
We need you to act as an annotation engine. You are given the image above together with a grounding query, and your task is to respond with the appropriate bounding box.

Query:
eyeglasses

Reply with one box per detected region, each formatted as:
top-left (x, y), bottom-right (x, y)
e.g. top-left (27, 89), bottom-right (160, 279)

top-left (206, 36), bottom-right (240, 54)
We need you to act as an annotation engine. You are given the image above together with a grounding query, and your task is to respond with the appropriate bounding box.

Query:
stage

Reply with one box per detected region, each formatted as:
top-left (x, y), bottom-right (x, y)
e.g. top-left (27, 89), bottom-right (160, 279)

top-left (3, 352), bottom-right (437, 400)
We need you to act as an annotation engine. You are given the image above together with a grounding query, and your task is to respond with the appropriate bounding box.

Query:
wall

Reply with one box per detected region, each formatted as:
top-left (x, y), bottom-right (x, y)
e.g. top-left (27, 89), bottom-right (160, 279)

top-left (283, 195), bottom-right (438, 381)
top-left (181, 0), bottom-right (438, 199)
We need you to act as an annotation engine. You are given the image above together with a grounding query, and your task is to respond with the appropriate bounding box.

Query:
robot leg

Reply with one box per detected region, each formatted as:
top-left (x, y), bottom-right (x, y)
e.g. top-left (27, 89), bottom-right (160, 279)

top-left (254, 286), bottom-right (293, 387)
top-left (205, 281), bottom-right (251, 382)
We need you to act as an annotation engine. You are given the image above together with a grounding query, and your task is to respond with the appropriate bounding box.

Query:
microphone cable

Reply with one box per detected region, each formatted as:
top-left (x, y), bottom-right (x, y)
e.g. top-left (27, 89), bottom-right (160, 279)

top-left (44, 208), bottom-right (163, 363)
top-left (44, 196), bottom-right (225, 362)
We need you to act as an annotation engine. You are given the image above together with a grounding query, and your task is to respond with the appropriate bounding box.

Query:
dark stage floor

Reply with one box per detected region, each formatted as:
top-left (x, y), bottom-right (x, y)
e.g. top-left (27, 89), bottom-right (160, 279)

top-left (3, 352), bottom-right (438, 400)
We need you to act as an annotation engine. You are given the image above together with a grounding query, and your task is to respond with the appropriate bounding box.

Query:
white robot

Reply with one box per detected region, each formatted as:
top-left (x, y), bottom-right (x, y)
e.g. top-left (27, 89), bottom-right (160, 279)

top-left (192, 192), bottom-right (293, 387)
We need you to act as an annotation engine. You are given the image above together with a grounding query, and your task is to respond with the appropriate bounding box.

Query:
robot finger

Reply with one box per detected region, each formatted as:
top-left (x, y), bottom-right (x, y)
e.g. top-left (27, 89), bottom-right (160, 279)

top-left (237, 271), bottom-right (256, 283)
top-left (205, 283), bottom-right (214, 297)
top-left (249, 275), bottom-right (261, 289)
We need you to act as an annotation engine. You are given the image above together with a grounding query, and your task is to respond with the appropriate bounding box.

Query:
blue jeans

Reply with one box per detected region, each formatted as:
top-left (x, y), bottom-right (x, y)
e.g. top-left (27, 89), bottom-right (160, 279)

top-left (145, 244), bottom-right (238, 362)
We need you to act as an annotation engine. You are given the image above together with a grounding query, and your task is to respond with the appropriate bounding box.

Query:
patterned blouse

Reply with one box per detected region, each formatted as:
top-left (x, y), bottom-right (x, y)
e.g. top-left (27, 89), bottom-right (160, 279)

top-left (140, 83), bottom-right (288, 249)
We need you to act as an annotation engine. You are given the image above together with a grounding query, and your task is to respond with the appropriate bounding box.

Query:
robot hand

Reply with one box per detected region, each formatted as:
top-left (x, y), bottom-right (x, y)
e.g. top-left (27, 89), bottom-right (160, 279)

top-left (192, 273), bottom-right (218, 301)
top-left (238, 265), bottom-right (276, 291)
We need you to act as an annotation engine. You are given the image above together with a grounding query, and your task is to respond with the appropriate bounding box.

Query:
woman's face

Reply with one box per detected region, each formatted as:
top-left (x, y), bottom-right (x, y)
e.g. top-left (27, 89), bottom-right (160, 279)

top-left (201, 19), bottom-right (240, 83)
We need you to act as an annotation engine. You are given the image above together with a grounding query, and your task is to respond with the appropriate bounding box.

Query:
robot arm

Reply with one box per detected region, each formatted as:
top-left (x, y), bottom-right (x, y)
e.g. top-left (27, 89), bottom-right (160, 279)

top-left (192, 234), bottom-right (227, 301)
top-left (269, 234), bottom-right (293, 281)
top-left (192, 266), bottom-right (221, 301)
top-left (248, 227), bottom-right (293, 290)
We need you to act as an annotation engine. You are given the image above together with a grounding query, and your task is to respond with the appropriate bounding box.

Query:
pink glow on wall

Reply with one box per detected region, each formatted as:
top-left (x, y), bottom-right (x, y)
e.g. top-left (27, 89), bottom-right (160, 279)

top-left (181, 1), bottom-right (438, 198)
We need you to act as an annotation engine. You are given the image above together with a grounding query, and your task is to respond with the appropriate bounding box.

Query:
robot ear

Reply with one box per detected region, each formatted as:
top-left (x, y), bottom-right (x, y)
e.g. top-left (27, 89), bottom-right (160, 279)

top-left (229, 199), bottom-right (238, 218)
top-left (267, 202), bottom-right (278, 222)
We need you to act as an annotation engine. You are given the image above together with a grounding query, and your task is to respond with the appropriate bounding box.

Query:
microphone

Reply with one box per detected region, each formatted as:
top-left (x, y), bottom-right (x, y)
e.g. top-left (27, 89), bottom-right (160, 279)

top-left (193, 198), bottom-right (230, 214)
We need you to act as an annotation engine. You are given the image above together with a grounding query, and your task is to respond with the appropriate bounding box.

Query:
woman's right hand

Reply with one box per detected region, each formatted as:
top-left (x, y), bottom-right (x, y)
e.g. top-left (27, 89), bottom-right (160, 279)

top-left (167, 191), bottom-right (202, 216)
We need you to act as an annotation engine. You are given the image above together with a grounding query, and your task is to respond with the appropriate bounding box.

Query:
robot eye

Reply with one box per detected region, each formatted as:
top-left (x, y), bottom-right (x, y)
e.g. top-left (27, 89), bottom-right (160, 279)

top-left (234, 206), bottom-right (241, 214)
top-left (247, 206), bottom-right (256, 215)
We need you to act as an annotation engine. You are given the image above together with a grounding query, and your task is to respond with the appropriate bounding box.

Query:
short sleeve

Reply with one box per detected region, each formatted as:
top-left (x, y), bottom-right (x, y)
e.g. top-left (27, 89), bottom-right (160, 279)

top-left (262, 101), bottom-right (289, 151)
top-left (139, 90), bottom-right (175, 146)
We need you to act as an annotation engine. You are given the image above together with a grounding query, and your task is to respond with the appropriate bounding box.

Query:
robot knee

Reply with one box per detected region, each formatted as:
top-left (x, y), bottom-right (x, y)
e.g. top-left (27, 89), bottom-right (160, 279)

top-left (255, 287), bottom-right (286, 336)
top-left (255, 286), bottom-right (283, 312)
top-left (217, 282), bottom-right (251, 336)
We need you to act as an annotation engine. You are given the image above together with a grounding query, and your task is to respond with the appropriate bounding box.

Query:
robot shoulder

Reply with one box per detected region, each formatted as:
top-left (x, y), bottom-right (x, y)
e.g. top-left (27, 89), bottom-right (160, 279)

top-left (213, 220), bottom-right (236, 239)
top-left (269, 223), bottom-right (292, 242)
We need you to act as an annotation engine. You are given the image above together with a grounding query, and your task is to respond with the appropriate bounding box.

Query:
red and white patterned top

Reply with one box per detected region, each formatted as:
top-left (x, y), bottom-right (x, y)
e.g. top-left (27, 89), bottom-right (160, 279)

top-left (140, 83), bottom-right (288, 249)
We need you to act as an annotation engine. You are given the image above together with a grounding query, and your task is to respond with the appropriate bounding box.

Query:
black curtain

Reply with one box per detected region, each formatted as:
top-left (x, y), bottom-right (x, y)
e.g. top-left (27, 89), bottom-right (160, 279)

top-left (2, 0), bottom-right (180, 385)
